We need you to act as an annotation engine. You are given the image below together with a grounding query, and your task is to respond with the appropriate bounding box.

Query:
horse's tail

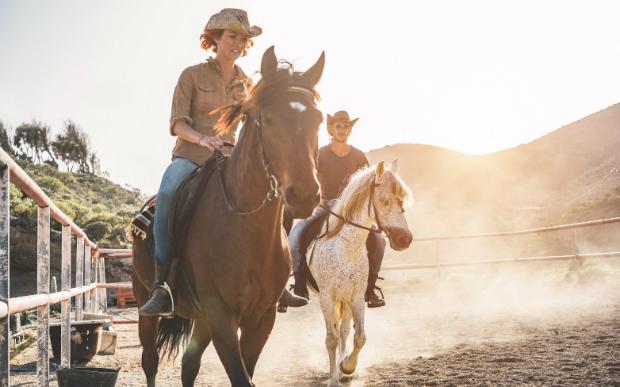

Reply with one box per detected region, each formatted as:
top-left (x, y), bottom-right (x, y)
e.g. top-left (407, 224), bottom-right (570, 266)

top-left (157, 315), bottom-right (194, 361)
top-left (335, 301), bottom-right (353, 354)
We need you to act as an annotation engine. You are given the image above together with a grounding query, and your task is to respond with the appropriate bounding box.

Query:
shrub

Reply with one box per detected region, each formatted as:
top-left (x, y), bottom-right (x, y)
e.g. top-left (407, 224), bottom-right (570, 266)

top-left (34, 176), bottom-right (65, 195)
top-left (54, 201), bottom-right (76, 220)
top-left (85, 221), bottom-right (111, 241)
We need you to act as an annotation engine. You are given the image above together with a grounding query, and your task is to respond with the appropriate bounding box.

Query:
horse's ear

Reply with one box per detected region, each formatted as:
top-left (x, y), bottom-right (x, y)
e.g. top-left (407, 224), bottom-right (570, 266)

top-left (376, 161), bottom-right (386, 180)
top-left (389, 159), bottom-right (399, 174)
top-left (301, 51), bottom-right (325, 87)
top-left (261, 46), bottom-right (278, 76)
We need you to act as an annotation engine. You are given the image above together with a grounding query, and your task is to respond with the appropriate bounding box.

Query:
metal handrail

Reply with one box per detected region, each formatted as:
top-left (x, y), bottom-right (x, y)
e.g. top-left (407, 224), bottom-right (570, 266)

top-left (0, 147), bottom-right (108, 386)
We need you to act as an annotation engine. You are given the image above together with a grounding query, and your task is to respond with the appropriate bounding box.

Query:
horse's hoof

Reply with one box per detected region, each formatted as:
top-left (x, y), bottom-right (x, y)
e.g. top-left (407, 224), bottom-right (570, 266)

top-left (339, 359), bottom-right (356, 375)
top-left (327, 381), bottom-right (343, 387)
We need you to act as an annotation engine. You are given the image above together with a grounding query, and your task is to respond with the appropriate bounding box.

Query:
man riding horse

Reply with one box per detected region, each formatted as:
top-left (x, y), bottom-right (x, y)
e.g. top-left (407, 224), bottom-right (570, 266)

top-left (284, 110), bottom-right (387, 309)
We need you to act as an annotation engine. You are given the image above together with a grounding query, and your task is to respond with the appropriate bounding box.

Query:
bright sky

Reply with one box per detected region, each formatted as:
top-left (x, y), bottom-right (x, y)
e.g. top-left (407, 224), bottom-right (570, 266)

top-left (1, 1), bottom-right (619, 195)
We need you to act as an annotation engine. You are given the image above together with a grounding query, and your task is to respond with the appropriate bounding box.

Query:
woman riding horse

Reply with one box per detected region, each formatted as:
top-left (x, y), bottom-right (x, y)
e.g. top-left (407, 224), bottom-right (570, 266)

top-left (139, 9), bottom-right (305, 317)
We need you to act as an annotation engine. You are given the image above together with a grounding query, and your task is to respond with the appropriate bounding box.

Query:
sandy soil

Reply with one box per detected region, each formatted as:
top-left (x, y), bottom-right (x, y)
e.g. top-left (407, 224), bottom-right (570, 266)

top-left (9, 264), bottom-right (620, 386)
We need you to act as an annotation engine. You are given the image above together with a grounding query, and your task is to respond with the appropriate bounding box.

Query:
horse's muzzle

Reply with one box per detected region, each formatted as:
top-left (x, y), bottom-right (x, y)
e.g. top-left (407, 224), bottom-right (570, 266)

top-left (283, 181), bottom-right (321, 219)
top-left (387, 227), bottom-right (413, 251)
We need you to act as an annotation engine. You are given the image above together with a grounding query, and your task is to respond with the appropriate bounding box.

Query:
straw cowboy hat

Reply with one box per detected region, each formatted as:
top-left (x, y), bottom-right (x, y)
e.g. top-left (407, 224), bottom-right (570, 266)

top-left (327, 111), bottom-right (359, 127)
top-left (205, 9), bottom-right (262, 37)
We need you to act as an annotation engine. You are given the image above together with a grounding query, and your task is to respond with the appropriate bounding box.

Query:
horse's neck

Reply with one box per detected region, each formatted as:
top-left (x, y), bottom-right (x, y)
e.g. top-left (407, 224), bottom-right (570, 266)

top-left (332, 200), bottom-right (373, 259)
top-left (223, 122), bottom-right (280, 224)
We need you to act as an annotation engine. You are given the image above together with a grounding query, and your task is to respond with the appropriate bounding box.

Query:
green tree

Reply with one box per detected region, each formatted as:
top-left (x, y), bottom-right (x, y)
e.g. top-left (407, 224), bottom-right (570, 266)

top-left (13, 122), bottom-right (57, 167)
top-left (0, 120), bottom-right (16, 156)
top-left (52, 120), bottom-right (99, 174)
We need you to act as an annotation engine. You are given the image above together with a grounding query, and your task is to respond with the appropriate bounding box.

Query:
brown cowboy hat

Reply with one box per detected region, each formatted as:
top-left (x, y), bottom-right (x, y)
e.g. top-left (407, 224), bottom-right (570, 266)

top-left (205, 9), bottom-right (262, 37)
top-left (326, 111), bottom-right (359, 127)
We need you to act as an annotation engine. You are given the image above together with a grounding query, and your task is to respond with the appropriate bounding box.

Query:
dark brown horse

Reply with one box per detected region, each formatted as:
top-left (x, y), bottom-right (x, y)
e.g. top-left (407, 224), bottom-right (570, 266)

top-left (132, 46), bottom-right (325, 387)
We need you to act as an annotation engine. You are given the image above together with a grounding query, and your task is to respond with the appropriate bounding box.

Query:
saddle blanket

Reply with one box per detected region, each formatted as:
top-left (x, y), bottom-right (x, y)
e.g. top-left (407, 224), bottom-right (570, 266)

top-left (126, 196), bottom-right (156, 241)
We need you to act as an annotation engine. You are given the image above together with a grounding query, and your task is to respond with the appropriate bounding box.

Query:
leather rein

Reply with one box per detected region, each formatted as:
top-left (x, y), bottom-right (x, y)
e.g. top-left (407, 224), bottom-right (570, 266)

top-left (319, 176), bottom-right (390, 239)
top-left (215, 86), bottom-right (317, 216)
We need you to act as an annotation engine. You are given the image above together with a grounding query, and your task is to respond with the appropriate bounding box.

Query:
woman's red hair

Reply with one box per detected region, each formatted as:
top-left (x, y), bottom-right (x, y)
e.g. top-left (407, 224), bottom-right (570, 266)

top-left (200, 29), bottom-right (254, 57)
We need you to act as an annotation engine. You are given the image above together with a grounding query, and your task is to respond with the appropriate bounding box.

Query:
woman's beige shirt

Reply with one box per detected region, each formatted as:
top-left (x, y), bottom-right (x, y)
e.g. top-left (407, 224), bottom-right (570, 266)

top-left (170, 57), bottom-right (253, 165)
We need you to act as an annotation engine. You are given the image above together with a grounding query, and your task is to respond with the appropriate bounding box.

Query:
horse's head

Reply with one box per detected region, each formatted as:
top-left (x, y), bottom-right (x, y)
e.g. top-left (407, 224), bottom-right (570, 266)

top-left (327, 159), bottom-right (414, 251)
top-left (216, 46), bottom-right (324, 219)
top-left (372, 160), bottom-right (414, 251)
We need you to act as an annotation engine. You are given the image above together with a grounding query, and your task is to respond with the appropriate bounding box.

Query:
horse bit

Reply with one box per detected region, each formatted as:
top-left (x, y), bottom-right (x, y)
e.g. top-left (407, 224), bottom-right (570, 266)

top-left (216, 86), bottom-right (317, 216)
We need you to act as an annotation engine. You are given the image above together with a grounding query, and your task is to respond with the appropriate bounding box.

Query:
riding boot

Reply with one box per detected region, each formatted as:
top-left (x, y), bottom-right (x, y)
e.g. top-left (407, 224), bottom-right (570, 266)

top-left (293, 269), bottom-right (309, 300)
top-left (365, 272), bottom-right (385, 308)
top-left (276, 287), bottom-right (309, 313)
top-left (138, 256), bottom-right (178, 318)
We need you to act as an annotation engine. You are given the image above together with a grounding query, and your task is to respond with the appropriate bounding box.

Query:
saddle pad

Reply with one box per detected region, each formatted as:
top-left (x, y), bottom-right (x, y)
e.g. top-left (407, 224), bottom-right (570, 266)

top-left (126, 195), bottom-right (157, 241)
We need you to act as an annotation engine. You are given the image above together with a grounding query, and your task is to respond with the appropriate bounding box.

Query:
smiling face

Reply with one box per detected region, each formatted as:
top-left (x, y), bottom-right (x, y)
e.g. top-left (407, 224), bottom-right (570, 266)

top-left (214, 29), bottom-right (251, 62)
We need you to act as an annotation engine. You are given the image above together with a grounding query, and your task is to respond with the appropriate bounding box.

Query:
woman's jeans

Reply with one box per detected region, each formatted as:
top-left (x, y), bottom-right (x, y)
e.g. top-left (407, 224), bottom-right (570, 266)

top-left (288, 201), bottom-right (385, 276)
top-left (154, 157), bottom-right (198, 265)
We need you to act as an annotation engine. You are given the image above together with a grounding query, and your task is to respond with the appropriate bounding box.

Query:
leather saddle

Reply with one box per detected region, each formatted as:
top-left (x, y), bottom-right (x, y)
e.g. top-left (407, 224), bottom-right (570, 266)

top-left (145, 150), bottom-right (230, 313)
top-left (297, 204), bottom-right (331, 293)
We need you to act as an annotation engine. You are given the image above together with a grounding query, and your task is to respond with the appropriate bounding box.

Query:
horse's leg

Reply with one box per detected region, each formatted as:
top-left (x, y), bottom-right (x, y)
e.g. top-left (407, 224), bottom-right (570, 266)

top-left (138, 314), bottom-right (160, 387)
top-left (239, 306), bottom-right (277, 378)
top-left (320, 293), bottom-right (342, 387)
top-left (340, 296), bottom-right (366, 375)
top-left (207, 296), bottom-right (254, 387)
top-left (338, 303), bottom-right (353, 371)
top-left (181, 318), bottom-right (212, 387)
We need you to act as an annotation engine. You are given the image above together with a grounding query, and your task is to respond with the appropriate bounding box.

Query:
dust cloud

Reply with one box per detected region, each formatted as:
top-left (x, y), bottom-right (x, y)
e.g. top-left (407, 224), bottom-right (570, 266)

top-left (230, 259), bottom-right (618, 385)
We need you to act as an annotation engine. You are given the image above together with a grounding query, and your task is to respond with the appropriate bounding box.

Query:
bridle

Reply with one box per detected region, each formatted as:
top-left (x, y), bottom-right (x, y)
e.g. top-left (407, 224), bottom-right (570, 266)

top-left (321, 176), bottom-right (391, 239)
top-left (215, 86), bottom-right (317, 216)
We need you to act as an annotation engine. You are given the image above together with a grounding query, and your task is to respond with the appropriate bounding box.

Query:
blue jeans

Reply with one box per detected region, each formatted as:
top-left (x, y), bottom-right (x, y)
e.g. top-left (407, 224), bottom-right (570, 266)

top-left (154, 157), bottom-right (198, 265)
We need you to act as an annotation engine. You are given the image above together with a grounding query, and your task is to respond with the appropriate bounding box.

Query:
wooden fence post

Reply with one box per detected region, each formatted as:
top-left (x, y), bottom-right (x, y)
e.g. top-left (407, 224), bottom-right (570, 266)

top-left (61, 225), bottom-right (71, 368)
top-left (37, 206), bottom-right (50, 387)
top-left (572, 228), bottom-right (580, 278)
top-left (85, 245), bottom-right (91, 312)
top-left (0, 165), bottom-right (10, 387)
top-left (100, 258), bottom-right (107, 312)
top-left (76, 236), bottom-right (84, 321)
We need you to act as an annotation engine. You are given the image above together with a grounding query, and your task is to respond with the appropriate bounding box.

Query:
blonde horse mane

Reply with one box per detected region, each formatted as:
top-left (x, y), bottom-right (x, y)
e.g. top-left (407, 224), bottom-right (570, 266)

top-left (325, 163), bottom-right (413, 239)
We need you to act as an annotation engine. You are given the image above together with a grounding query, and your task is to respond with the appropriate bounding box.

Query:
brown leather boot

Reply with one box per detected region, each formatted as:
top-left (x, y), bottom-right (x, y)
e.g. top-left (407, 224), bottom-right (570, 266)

top-left (293, 270), bottom-right (309, 300)
top-left (365, 273), bottom-right (385, 308)
top-left (277, 287), bottom-right (309, 313)
top-left (138, 258), bottom-right (177, 318)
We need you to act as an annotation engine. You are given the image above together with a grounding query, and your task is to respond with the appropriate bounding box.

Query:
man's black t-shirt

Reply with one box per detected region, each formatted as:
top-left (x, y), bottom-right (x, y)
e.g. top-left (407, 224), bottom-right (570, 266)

top-left (317, 145), bottom-right (369, 200)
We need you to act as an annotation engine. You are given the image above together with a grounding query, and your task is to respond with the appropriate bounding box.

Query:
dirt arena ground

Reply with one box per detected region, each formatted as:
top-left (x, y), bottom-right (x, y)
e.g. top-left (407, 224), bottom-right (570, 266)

top-left (10, 261), bottom-right (620, 386)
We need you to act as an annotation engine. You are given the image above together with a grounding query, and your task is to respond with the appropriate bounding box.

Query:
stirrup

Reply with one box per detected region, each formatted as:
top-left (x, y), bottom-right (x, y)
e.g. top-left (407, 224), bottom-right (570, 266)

top-left (148, 281), bottom-right (175, 315)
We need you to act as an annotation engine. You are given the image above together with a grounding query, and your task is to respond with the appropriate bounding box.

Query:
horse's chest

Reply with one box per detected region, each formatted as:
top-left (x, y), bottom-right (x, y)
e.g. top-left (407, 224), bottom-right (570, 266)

top-left (312, 247), bottom-right (368, 297)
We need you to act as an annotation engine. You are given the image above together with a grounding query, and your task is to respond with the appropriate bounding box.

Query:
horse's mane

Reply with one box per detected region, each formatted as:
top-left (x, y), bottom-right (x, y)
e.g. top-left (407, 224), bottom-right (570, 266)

top-left (215, 60), bottom-right (321, 135)
top-left (325, 165), bottom-right (414, 239)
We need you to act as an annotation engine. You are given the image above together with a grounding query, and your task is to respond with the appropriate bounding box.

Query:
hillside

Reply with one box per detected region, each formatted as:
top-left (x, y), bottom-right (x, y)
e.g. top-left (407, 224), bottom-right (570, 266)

top-left (367, 103), bottom-right (620, 265)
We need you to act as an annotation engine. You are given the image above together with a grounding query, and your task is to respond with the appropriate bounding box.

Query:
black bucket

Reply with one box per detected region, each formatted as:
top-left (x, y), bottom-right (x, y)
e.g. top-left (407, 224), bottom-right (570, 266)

top-left (56, 367), bottom-right (120, 387)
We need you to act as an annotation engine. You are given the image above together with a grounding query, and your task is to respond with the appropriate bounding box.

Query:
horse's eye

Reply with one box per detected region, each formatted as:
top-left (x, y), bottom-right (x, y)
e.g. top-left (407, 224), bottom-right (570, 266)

top-left (398, 199), bottom-right (405, 213)
top-left (263, 116), bottom-right (272, 125)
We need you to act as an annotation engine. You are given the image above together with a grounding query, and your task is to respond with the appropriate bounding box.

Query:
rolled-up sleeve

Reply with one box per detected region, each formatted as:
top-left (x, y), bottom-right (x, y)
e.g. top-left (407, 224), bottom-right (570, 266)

top-left (170, 68), bottom-right (195, 136)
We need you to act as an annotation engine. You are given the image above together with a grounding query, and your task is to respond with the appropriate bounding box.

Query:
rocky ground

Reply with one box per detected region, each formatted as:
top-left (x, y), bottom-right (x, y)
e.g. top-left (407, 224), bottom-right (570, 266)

top-left (9, 262), bottom-right (620, 386)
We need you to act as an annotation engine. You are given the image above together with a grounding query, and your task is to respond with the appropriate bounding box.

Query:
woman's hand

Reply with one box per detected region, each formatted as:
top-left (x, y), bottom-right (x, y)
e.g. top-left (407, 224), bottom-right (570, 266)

top-left (199, 135), bottom-right (224, 152)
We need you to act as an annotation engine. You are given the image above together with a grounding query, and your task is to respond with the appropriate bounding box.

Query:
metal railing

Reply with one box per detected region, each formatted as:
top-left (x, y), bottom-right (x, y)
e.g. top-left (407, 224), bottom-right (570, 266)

top-left (0, 148), bottom-right (109, 387)
top-left (381, 217), bottom-right (620, 278)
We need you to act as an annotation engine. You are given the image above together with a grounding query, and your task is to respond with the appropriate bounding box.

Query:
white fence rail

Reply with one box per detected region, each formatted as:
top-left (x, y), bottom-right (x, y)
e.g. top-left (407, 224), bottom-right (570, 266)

top-left (381, 217), bottom-right (620, 278)
top-left (0, 148), bottom-right (108, 387)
